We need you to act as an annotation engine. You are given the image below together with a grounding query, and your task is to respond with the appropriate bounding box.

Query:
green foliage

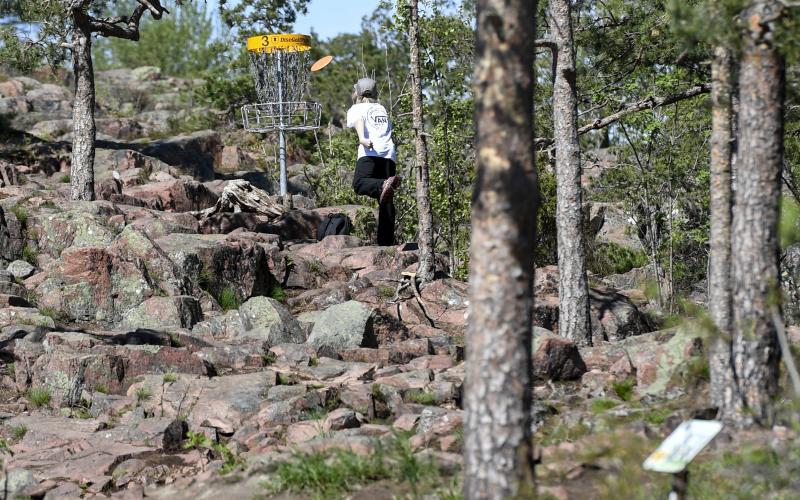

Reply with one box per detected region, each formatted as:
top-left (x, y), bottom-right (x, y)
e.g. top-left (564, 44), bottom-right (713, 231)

top-left (217, 287), bottom-right (240, 311)
top-left (135, 386), bottom-right (151, 402)
top-left (404, 389), bottom-right (436, 405)
top-left (265, 432), bottom-right (432, 499)
top-left (266, 447), bottom-right (391, 499)
top-left (588, 243), bottom-right (649, 276)
top-left (269, 284), bottom-right (287, 302)
top-left (163, 372), bottom-right (178, 383)
top-left (94, 1), bottom-right (224, 78)
top-left (27, 386), bottom-right (51, 408)
top-left (21, 244), bottom-right (36, 266)
top-left (0, 1), bottom-right (67, 72)
top-left (218, 0), bottom-right (309, 36)
top-left (183, 431), bottom-right (245, 475)
top-left (353, 207), bottom-right (378, 243)
top-left (590, 398), bottom-right (620, 414)
top-left (94, 384), bottom-right (109, 394)
top-left (612, 378), bottom-right (637, 402)
top-left (9, 424), bottom-right (27, 440)
top-left (780, 196), bottom-right (800, 249)
top-left (9, 204), bottom-right (27, 225)
top-left (59, 174), bottom-right (70, 184)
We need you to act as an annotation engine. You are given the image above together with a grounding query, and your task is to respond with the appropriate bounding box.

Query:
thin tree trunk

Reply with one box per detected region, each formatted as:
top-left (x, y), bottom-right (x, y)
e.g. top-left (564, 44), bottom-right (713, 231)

top-left (722, 1), bottom-right (785, 427)
top-left (70, 9), bottom-right (96, 201)
top-left (709, 45), bottom-right (734, 411)
top-left (549, 0), bottom-right (591, 346)
top-left (407, 0), bottom-right (436, 282)
top-left (464, 0), bottom-right (538, 497)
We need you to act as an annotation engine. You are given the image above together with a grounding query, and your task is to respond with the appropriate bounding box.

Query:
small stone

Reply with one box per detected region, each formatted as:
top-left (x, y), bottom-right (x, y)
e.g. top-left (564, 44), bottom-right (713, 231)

top-left (7, 259), bottom-right (35, 279)
top-left (323, 408), bottom-right (361, 431)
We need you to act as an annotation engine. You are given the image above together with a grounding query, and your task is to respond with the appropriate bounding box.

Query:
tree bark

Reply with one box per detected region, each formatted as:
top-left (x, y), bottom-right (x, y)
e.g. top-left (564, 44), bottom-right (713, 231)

top-left (722, 1), bottom-right (785, 427)
top-left (407, 0), bottom-right (436, 282)
top-left (70, 9), bottom-right (96, 201)
top-left (464, 0), bottom-right (538, 497)
top-left (549, 0), bottom-right (591, 346)
top-left (708, 45), bottom-right (734, 411)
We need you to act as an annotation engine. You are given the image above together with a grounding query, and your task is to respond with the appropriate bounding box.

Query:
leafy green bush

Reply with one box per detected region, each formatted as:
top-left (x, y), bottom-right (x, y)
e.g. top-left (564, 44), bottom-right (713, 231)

top-left (588, 242), bottom-right (649, 276)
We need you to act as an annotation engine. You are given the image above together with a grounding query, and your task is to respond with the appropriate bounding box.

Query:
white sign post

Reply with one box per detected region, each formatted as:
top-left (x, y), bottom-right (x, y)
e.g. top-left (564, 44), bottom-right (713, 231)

top-left (643, 419), bottom-right (724, 500)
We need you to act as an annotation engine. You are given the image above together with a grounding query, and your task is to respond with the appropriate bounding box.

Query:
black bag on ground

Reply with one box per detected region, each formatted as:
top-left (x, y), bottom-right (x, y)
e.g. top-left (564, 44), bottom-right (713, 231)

top-left (316, 213), bottom-right (353, 241)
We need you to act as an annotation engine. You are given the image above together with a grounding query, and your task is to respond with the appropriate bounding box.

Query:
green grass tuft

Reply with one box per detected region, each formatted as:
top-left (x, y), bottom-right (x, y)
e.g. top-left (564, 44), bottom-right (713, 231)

top-left (404, 389), bottom-right (437, 405)
top-left (22, 244), bottom-right (37, 266)
top-left (9, 424), bottom-right (27, 440)
top-left (269, 284), bottom-right (287, 302)
top-left (27, 386), bottom-right (51, 408)
top-left (612, 378), bottom-right (637, 402)
top-left (135, 386), bottom-right (152, 402)
top-left (590, 397), bottom-right (620, 414)
top-left (163, 372), bottom-right (178, 383)
top-left (59, 174), bottom-right (70, 183)
top-left (217, 287), bottom-right (240, 311)
top-left (10, 204), bottom-right (28, 225)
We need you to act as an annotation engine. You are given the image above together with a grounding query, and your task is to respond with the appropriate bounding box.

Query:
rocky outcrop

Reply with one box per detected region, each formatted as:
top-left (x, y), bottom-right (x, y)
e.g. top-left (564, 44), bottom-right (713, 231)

top-left (140, 130), bottom-right (222, 181)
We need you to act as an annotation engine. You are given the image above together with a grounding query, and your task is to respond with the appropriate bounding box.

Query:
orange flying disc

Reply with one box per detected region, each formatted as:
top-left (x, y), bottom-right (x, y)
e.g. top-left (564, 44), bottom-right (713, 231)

top-left (310, 55), bottom-right (333, 72)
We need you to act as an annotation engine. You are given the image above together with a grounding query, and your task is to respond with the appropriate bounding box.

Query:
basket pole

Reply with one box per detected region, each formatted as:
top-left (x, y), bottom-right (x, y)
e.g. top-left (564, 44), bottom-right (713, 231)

top-left (276, 51), bottom-right (288, 197)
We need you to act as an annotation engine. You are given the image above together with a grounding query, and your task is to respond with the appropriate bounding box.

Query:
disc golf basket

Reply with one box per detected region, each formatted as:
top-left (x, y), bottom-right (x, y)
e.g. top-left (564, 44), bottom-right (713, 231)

top-left (241, 34), bottom-right (322, 198)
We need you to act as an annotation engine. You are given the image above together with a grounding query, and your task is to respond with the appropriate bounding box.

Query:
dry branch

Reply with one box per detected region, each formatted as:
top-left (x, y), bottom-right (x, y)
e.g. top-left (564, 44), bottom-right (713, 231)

top-left (535, 83), bottom-right (711, 148)
top-left (196, 180), bottom-right (287, 219)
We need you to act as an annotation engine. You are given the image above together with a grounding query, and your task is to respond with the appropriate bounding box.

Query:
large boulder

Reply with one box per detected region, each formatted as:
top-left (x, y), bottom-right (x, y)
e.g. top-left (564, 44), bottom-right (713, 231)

top-left (307, 300), bottom-right (377, 357)
top-left (127, 371), bottom-right (277, 434)
top-left (0, 205), bottom-right (27, 265)
top-left (533, 327), bottom-right (587, 381)
top-left (32, 206), bottom-right (118, 258)
top-left (155, 233), bottom-right (274, 305)
top-left (140, 130), bottom-right (222, 181)
top-left (123, 177), bottom-right (219, 212)
top-left (237, 296), bottom-right (306, 344)
top-left (581, 326), bottom-right (705, 395)
top-left (121, 296), bottom-right (203, 330)
top-left (532, 266), bottom-right (652, 342)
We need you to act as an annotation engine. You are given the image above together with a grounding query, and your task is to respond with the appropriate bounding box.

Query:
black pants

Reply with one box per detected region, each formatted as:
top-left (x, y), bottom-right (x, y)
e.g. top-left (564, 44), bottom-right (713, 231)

top-left (352, 156), bottom-right (396, 246)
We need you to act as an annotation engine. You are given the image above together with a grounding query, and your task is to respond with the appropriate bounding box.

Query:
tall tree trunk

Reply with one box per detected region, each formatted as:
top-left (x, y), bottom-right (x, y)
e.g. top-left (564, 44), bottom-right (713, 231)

top-left (407, 0), bottom-right (436, 282)
top-left (70, 9), bottom-right (96, 201)
top-left (464, 0), bottom-right (538, 497)
top-left (708, 45), bottom-right (734, 411)
top-left (549, 0), bottom-right (591, 346)
top-left (722, 1), bottom-right (785, 427)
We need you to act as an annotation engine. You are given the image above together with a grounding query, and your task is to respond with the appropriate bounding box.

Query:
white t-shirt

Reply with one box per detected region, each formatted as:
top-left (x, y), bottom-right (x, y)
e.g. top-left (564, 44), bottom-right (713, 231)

top-left (346, 102), bottom-right (396, 162)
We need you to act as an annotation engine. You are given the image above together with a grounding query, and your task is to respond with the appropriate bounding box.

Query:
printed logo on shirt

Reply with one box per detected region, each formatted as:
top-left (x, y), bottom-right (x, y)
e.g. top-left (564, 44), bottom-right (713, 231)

top-left (367, 106), bottom-right (390, 130)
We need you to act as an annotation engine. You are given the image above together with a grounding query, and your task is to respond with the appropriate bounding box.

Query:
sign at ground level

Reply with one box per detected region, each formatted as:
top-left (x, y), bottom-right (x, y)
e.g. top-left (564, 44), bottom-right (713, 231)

top-left (643, 419), bottom-right (723, 473)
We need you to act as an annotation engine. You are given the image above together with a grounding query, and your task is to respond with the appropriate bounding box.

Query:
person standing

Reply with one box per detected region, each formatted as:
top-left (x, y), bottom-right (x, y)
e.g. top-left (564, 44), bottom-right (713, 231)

top-left (347, 77), bottom-right (401, 246)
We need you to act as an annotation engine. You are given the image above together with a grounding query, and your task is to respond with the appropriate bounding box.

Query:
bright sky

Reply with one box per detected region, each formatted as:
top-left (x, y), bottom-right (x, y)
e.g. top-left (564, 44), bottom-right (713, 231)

top-left (206, 0), bottom-right (385, 41)
top-left (294, 0), bottom-right (385, 40)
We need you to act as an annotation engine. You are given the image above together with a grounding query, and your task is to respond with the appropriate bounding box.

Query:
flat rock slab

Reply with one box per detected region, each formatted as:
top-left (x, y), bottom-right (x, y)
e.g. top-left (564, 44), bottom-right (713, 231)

top-left (128, 371), bottom-right (277, 434)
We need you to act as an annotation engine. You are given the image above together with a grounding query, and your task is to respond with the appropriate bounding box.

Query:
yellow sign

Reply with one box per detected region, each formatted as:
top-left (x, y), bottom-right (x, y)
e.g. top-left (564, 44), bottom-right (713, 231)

top-left (247, 34), bottom-right (312, 53)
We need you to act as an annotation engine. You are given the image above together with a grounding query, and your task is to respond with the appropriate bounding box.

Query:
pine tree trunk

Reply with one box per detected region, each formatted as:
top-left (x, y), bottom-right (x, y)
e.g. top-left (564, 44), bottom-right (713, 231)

top-left (464, 0), bottom-right (538, 497)
top-left (549, 0), bottom-right (591, 346)
top-left (70, 9), bottom-right (96, 201)
top-left (722, 1), bottom-right (785, 427)
top-left (407, 0), bottom-right (436, 282)
top-left (708, 45), bottom-right (734, 410)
